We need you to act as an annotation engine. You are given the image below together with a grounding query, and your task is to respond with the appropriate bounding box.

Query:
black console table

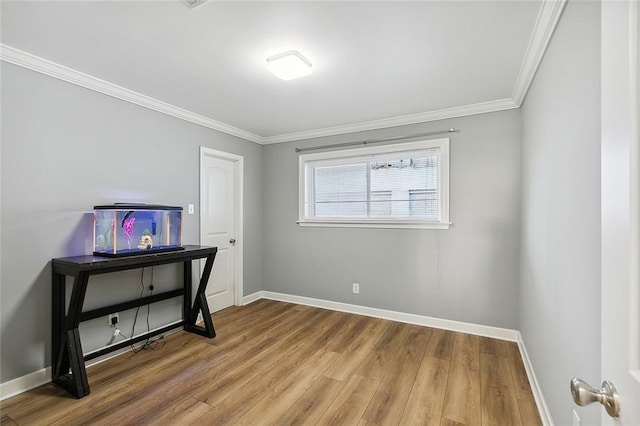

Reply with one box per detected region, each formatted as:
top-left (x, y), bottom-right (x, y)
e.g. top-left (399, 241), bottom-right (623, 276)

top-left (51, 245), bottom-right (217, 398)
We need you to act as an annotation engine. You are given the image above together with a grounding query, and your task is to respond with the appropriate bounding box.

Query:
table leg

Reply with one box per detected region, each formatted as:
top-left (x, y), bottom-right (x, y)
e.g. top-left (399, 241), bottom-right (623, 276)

top-left (183, 260), bottom-right (192, 324)
top-left (185, 251), bottom-right (217, 338)
top-left (54, 272), bottom-right (91, 398)
top-left (51, 271), bottom-right (66, 381)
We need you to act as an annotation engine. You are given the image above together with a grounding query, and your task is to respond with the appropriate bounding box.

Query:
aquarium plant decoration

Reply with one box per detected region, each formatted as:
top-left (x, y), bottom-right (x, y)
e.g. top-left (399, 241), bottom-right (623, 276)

top-left (122, 212), bottom-right (136, 250)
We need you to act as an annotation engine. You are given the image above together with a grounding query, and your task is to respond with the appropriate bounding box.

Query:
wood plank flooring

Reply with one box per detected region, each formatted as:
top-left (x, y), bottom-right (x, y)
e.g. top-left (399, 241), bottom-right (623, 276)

top-left (0, 300), bottom-right (542, 425)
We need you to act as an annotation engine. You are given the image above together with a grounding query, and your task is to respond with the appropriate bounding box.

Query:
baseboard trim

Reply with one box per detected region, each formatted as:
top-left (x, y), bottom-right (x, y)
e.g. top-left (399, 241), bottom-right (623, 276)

top-left (0, 349), bottom-right (125, 401)
top-left (517, 332), bottom-right (554, 426)
top-left (0, 367), bottom-right (51, 401)
top-left (241, 290), bottom-right (265, 306)
top-left (0, 323), bottom-right (182, 401)
top-left (244, 290), bottom-right (519, 341)
top-left (3, 291), bottom-right (546, 419)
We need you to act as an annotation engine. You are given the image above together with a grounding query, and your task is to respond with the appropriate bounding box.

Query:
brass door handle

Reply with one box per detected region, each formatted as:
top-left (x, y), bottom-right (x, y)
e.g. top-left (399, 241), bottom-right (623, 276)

top-left (570, 378), bottom-right (620, 417)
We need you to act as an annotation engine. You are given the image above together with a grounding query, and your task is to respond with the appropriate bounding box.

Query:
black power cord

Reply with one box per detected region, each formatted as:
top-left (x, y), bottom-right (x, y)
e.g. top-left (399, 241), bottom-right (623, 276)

top-left (130, 267), bottom-right (165, 352)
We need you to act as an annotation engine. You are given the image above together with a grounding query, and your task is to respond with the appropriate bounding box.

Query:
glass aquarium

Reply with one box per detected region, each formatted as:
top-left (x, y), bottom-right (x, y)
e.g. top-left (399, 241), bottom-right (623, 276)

top-left (93, 204), bottom-right (183, 257)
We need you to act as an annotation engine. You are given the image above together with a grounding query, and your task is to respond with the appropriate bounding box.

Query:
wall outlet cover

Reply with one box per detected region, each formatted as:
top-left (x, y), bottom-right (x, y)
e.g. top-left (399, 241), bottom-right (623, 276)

top-left (108, 313), bottom-right (119, 326)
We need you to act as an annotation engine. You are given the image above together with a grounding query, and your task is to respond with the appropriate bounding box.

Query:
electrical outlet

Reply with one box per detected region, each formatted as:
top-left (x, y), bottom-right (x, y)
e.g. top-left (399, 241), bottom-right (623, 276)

top-left (109, 313), bottom-right (119, 326)
top-left (353, 283), bottom-right (360, 294)
top-left (188, 204), bottom-right (195, 215)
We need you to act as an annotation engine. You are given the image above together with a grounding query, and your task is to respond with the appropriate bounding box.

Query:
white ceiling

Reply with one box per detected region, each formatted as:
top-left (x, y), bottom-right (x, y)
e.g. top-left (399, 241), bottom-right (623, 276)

top-left (1, 1), bottom-right (552, 143)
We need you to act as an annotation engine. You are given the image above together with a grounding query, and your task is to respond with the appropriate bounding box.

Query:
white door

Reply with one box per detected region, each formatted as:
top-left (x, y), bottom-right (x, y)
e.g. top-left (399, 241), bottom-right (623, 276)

top-left (599, 0), bottom-right (640, 423)
top-left (200, 147), bottom-right (243, 313)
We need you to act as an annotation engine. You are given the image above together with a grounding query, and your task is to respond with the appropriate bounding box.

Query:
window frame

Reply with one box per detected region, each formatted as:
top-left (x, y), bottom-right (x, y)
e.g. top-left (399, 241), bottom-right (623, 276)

top-left (298, 138), bottom-right (450, 229)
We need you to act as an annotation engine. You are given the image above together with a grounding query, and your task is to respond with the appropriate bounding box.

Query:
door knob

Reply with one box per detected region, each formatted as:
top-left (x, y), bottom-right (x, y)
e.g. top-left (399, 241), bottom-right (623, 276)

top-left (229, 238), bottom-right (236, 245)
top-left (570, 378), bottom-right (620, 417)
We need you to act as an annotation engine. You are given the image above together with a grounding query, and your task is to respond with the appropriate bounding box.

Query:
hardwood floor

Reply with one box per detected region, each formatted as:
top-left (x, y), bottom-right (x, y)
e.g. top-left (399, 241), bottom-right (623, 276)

top-left (0, 300), bottom-right (542, 425)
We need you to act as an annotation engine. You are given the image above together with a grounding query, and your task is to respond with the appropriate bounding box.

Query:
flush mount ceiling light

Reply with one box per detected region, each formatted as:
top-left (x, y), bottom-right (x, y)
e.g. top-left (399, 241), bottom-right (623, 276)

top-left (266, 50), bottom-right (312, 81)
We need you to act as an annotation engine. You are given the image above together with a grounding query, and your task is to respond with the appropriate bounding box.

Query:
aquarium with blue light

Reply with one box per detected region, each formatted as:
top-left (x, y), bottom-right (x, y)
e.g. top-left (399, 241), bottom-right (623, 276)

top-left (93, 204), bottom-right (183, 257)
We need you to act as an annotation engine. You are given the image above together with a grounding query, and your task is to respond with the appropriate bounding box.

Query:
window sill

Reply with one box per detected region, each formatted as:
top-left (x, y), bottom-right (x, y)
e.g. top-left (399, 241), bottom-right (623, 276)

top-left (297, 219), bottom-right (451, 230)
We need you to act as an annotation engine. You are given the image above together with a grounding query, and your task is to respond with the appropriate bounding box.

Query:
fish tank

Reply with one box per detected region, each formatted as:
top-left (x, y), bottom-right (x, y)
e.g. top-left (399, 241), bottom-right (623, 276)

top-left (93, 204), bottom-right (184, 257)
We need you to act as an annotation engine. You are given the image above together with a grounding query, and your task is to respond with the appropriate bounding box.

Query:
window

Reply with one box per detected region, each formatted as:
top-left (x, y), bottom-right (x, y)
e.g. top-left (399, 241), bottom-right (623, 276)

top-left (299, 138), bottom-right (450, 229)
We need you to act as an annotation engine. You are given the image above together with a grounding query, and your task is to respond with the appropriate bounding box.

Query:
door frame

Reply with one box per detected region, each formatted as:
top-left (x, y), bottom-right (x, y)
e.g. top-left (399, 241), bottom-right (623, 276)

top-left (629, 0), bottom-right (640, 386)
top-left (601, 0), bottom-right (640, 422)
top-left (629, 0), bottom-right (640, 385)
top-left (199, 146), bottom-right (244, 307)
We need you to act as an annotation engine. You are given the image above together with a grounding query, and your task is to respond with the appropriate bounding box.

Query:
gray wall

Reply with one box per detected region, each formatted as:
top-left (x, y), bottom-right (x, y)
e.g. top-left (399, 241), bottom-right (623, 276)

top-left (0, 62), bottom-right (263, 382)
top-left (263, 110), bottom-right (522, 329)
top-left (520, 1), bottom-right (601, 425)
top-left (2, 12), bottom-right (606, 426)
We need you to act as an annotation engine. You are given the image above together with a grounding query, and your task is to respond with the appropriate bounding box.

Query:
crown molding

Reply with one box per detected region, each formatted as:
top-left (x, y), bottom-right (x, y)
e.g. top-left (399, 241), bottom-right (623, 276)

top-left (511, 0), bottom-right (568, 106)
top-left (261, 98), bottom-right (519, 144)
top-left (2, 0), bottom-right (564, 147)
top-left (0, 44), bottom-right (263, 144)
top-left (261, 0), bottom-right (567, 145)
